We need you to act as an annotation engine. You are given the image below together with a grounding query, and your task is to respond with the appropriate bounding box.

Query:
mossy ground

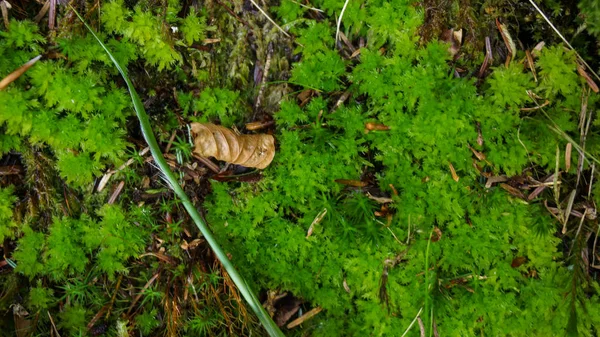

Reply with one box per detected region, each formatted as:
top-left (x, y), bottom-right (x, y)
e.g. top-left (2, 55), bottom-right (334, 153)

top-left (1, 0), bottom-right (600, 336)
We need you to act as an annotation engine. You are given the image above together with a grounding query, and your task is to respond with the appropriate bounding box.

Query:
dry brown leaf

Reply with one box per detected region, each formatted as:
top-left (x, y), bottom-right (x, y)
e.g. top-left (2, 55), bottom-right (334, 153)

top-left (468, 144), bottom-right (486, 161)
top-left (500, 183), bottom-right (526, 199)
top-left (449, 162), bottom-right (459, 182)
top-left (577, 64), bottom-right (599, 93)
top-left (431, 226), bottom-right (442, 242)
top-left (476, 121), bottom-right (484, 146)
top-left (191, 123), bottom-right (275, 169)
top-left (365, 122), bottom-right (390, 132)
top-left (532, 41), bottom-right (545, 56)
top-left (180, 238), bottom-right (204, 250)
top-left (511, 256), bottom-right (527, 268)
top-left (1, 0), bottom-right (11, 30)
top-left (525, 50), bottom-right (538, 82)
top-left (495, 18), bottom-right (516, 67)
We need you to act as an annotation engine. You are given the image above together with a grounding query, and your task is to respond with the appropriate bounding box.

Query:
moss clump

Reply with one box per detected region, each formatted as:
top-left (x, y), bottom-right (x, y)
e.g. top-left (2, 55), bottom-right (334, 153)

top-left (1, 0), bottom-right (600, 336)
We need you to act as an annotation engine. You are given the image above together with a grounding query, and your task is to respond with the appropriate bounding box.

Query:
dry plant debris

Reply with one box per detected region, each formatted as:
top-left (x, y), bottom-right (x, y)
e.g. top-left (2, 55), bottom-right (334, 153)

top-left (190, 123), bottom-right (275, 169)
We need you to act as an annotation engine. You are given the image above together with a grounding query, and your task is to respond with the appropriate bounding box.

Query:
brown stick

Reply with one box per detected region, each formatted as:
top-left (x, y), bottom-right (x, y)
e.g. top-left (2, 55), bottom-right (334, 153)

top-left (0, 55), bottom-right (42, 91)
top-left (286, 306), bottom-right (322, 329)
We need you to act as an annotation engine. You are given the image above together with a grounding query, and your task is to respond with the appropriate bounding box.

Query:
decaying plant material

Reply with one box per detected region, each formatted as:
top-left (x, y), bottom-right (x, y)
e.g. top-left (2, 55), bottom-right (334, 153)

top-left (191, 123), bottom-right (275, 169)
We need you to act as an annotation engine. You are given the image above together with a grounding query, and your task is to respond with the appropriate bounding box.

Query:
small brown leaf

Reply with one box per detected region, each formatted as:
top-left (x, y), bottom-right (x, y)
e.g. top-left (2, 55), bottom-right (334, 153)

top-left (449, 162), bottom-right (459, 182)
top-left (1, 0), bottom-right (10, 30)
top-left (180, 238), bottom-right (204, 250)
top-left (343, 278), bottom-right (351, 293)
top-left (365, 122), bottom-right (390, 132)
top-left (297, 89), bottom-right (314, 106)
top-left (191, 123), bottom-right (275, 169)
top-left (526, 50), bottom-right (538, 82)
top-left (430, 227), bottom-right (442, 242)
top-left (500, 183), bottom-right (526, 199)
top-left (577, 64), bottom-right (599, 93)
top-left (511, 256), bottom-right (527, 268)
top-left (532, 41), bottom-right (545, 56)
top-left (468, 145), bottom-right (486, 161)
top-left (565, 143), bottom-right (572, 172)
top-left (476, 122), bottom-right (484, 146)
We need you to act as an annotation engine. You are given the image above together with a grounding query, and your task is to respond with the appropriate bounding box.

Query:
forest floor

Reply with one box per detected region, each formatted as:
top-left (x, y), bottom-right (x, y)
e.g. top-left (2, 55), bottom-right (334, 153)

top-left (1, 0), bottom-right (600, 336)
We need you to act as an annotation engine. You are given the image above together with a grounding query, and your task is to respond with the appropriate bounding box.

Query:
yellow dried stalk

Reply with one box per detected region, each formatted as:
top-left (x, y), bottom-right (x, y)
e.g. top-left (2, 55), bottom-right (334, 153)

top-left (191, 123), bottom-right (275, 169)
top-left (0, 55), bottom-right (41, 91)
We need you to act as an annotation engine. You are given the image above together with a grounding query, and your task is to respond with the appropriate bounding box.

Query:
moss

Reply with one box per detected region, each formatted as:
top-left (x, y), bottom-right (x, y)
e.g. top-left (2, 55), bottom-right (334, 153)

top-left (1, 0), bottom-right (600, 336)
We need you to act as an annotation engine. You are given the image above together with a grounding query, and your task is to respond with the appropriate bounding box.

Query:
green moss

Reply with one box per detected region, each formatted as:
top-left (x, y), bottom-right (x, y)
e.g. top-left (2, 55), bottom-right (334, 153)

top-left (1, 0), bottom-right (600, 336)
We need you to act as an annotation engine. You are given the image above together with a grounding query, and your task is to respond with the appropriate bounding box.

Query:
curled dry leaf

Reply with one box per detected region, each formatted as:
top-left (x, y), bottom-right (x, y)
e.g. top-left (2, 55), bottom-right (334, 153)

top-left (191, 123), bottom-right (275, 169)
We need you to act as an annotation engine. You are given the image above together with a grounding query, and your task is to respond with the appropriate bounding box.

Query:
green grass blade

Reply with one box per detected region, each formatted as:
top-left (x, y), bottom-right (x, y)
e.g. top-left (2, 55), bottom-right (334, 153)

top-left (71, 7), bottom-right (284, 337)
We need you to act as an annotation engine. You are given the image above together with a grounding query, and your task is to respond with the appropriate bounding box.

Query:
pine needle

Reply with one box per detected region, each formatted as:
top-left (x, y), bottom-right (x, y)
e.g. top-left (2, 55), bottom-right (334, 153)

top-left (248, 0), bottom-right (290, 38)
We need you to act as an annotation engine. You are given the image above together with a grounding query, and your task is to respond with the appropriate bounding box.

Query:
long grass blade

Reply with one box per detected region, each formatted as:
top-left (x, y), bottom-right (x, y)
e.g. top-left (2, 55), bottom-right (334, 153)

top-left (71, 7), bottom-right (284, 337)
